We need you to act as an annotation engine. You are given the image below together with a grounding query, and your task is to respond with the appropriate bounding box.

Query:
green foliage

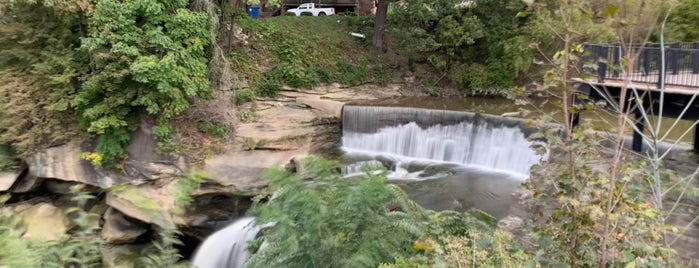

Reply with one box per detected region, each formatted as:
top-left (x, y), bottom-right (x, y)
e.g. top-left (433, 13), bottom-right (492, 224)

top-left (380, 210), bottom-right (534, 267)
top-left (247, 157), bottom-right (427, 268)
top-left (665, 0), bottom-right (699, 41)
top-left (197, 121), bottom-right (230, 138)
top-left (235, 89), bottom-right (257, 105)
top-left (299, 11), bottom-right (313, 16)
top-left (524, 121), bottom-right (676, 267)
top-left (0, 195), bottom-right (39, 268)
top-left (76, 0), bottom-right (211, 165)
top-left (0, 186), bottom-right (104, 267)
top-left (388, 0), bottom-right (531, 94)
top-left (235, 17), bottom-right (376, 91)
top-left (257, 80), bottom-right (283, 97)
top-left (332, 61), bottom-right (369, 86)
top-left (0, 145), bottom-right (19, 171)
top-left (0, 2), bottom-right (85, 158)
top-left (382, 231), bottom-right (535, 268)
top-left (40, 185), bottom-right (104, 267)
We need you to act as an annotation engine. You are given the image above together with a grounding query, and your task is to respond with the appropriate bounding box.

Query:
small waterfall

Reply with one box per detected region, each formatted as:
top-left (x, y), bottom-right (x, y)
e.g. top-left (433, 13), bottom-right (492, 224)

top-left (342, 106), bottom-right (543, 176)
top-left (190, 217), bottom-right (261, 268)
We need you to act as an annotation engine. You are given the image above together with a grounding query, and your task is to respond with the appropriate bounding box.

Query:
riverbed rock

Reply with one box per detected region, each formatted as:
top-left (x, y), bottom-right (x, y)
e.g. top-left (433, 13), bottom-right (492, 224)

top-left (203, 145), bottom-right (311, 196)
top-left (102, 207), bottom-right (148, 244)
top-left (18, 202), bottom-right (69, 241)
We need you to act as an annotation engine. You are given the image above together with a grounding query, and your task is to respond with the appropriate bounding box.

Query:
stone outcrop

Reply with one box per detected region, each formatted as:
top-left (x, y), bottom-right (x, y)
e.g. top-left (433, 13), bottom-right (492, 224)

top-left (25, 142), bottom-right (132, 189)
top-left (102, 207), bottom-right (148, 244)
top-left (203, 145), bottom-right (311, 195)
top-left (296, 97), bottom-right (344, 119)
top-left (17, 203), bottom-right (69, 241)
top-left (0, 170), bottom-right (21, 191)
top-left (105, 180), bottom-right (180, 228)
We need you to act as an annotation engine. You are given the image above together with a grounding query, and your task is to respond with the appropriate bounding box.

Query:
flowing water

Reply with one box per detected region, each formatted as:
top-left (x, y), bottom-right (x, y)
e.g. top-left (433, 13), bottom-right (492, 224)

top-left (341, 105), bottom-right (544, 218)
top-left (190, 217), bottom-right (261, 268)
top-left (352, 96), bottom-right (698, 144)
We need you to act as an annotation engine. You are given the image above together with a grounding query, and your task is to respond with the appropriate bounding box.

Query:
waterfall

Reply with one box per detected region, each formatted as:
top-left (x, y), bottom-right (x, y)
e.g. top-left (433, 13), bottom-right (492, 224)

top-left (341, 106), bottom-right (543, 176)
top-left (190, 217), bottom-right (261, 268)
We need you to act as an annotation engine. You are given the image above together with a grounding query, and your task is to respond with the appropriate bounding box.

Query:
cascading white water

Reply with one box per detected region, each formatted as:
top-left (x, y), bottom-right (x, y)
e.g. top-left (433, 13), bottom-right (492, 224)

top-left (341, 160), bottom-right (385, 176)
top-left (190, 217), bottom-right (261, 268)
top-left (341, 106), bottom-right (543, 176)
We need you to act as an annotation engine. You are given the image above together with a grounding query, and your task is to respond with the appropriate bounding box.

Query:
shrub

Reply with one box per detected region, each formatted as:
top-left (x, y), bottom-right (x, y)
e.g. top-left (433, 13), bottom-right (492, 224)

top-left (307, 66), bottom-right (331, 84)
top-left (247, 157), bottom-right (427, 268)
top-left (257, 80), bottom-right (282, 98)
top-left (284, 12), bottom-right (296, 16)
top-left (332, 62), bottom-right (367, 86)
top-left (299, 11), bottom-right (313, 16)
top-left (449, 63), bottom-right (490, 93)
top-left (197, 121), bottom-right (229, 138)
top-left (235, 89), bottom-right (256, 105)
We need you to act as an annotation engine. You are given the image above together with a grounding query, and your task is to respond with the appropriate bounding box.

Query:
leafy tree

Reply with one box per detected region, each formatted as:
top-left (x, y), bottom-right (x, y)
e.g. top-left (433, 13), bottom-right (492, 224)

top-left (0, 1), bottom-right (88, 157)
top-left (665, 0), bottom-right (699, 41)
top-left (247, 157), bottom-right (426, 268)
top-left (77, 0), bottom-right (212, 165)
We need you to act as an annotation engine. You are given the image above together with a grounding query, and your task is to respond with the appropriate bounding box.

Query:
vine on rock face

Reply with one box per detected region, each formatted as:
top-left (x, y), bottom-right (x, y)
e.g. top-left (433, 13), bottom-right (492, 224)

top-left (77, 0), bottom-right (211, 166)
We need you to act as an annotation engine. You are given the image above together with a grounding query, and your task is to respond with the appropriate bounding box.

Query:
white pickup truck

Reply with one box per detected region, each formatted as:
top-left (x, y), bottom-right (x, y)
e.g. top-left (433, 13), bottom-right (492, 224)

top-left (286, 3), bottom-right (335, 16)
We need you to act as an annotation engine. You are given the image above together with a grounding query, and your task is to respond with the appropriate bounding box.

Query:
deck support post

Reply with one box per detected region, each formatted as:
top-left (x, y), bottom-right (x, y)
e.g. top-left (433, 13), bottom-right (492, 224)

top-left (694, 124), bottom-right (699, 153)
top-left (632, 111), bottom-right (644, 152)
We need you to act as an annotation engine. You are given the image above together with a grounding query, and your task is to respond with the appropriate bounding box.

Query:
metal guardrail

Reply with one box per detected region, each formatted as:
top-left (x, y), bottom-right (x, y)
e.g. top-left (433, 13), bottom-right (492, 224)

top-left (582, 42), bottom-right (699, 88)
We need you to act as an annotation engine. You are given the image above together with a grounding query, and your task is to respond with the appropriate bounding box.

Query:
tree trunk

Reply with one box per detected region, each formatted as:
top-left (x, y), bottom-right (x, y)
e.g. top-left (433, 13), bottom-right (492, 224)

top-left (372, 0), bottom-right (389, 52)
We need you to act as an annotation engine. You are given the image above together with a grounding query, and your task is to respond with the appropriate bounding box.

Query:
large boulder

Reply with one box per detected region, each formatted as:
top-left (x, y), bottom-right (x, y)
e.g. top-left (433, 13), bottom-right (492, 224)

top-left (105, 180), bottom-right (181, 228)
top-left (102, 207), bottom-right (148, 244)
top-left (203, 145), bottom-right (311, 196)
top-left (17, 203), bottom-right (69, 241)
top-left (25, 142), bottom-right (133, 188)
top-left (122, 122), bottom-right (185, 181)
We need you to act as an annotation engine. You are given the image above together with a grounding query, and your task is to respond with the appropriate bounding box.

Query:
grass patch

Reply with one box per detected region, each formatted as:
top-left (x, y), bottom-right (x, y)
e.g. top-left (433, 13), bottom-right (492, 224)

top-left (233, 16), bottom-right (382, 92)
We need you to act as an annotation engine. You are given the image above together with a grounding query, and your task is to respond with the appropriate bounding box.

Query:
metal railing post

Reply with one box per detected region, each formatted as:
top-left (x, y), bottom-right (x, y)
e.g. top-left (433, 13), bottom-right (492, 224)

top-left (642, 44), bottom-right (651, 76)
top-left (670, 42), bottom-right (681, 75)
top-left (693, 42), bottom-right (699, 74)
top-left (598, 45), bottom-right (608, 83)
top-left (612, 43), bottom-right (621, 78)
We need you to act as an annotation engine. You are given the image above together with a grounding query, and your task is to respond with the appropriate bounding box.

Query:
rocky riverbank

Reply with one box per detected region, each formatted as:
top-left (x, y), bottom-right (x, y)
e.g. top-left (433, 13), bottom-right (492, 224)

top-left (0, 83), bottom-right (403, 266)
